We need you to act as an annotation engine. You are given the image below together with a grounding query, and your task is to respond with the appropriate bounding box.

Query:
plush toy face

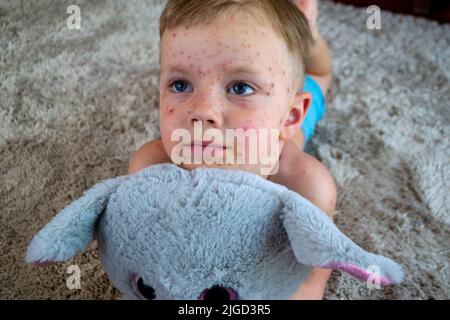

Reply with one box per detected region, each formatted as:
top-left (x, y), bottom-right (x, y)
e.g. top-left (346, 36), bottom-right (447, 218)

top-left (26, 164), bottom-right (404, 300)
top-left (98, 166), bottom-right (308, 299)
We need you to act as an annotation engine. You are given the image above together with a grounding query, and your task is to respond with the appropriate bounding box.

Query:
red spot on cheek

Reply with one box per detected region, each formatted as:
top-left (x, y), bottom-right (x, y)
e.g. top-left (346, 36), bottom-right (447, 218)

top-left (241, 120), bottom-right (255, 132)
top-left (168, 108), bottom-right (174, 114)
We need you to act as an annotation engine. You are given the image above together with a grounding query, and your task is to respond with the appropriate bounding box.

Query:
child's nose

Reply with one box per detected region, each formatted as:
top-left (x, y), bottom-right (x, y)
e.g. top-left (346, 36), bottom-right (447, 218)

top-left (190, 101), bottom-right (223, 128)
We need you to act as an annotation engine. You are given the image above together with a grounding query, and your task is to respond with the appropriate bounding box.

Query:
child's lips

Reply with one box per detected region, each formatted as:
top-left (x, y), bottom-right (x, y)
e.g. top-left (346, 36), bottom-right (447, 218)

top-left (183, 141), bottom-right (231, 158)
top-left (190, 141), bottom-right (229, 150)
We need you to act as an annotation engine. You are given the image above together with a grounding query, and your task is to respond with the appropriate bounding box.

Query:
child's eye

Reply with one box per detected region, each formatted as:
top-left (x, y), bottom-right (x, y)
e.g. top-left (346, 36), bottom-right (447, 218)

top-left (228, 82), bottom-right (255, 96)
top-left (169, 80), bottom-right (193, 93)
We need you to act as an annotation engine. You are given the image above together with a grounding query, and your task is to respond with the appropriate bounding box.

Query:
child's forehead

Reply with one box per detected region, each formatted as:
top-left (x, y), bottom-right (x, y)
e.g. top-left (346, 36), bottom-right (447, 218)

top-left (161, 18), bottom-right (289, 66)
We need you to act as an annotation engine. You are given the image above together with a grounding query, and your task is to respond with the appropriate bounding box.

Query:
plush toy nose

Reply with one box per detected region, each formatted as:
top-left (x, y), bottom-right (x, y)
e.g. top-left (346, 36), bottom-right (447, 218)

top-left (199, 285), bottom-right (238, 301)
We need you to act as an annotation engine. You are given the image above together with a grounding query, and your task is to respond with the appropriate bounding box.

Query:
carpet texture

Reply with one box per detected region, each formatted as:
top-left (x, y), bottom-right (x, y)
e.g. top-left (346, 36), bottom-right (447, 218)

top-left (1, 0), bottom-right (449, 299)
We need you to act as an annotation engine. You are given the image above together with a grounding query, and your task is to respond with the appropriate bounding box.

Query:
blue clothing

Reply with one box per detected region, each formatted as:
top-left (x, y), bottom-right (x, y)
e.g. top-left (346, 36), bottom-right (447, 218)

top-left (300, 75), bottom-right (326, 146)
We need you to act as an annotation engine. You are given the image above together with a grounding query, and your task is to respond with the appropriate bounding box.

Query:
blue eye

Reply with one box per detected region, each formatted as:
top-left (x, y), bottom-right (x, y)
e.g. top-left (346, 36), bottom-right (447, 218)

top-left (170, 80), bottom-right (193, 93)
top-left (229, 82), bottom-right (254, 96)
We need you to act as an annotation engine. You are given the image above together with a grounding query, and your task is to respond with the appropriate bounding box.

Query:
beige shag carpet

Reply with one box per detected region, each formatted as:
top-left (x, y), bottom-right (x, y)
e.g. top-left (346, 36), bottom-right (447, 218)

top-left (1, 0), bottom-right (449, 299)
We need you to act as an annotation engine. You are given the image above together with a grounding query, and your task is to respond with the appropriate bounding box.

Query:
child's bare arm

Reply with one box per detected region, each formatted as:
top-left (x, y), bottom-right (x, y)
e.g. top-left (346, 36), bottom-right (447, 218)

top-left (273, 141), bottom-right (337, 299)
top-left (128, 138), bottom-right (171, 174)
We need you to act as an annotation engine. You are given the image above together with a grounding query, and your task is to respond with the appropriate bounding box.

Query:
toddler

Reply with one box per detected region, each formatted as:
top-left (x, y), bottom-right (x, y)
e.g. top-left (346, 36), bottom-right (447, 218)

top-left (128, 0), bottom-right (336, 300)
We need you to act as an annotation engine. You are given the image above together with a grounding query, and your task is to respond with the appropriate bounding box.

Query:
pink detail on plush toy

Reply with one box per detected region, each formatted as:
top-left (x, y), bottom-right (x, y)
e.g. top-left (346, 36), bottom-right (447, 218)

top-left (321, 262), bottom-right (392, 286)
top-left (35, 261), bottom-right (54, 267)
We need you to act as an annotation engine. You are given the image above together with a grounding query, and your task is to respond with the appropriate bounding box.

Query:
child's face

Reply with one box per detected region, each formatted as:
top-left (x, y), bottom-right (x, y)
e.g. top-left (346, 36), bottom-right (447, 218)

top-left (159, 12), bottom-right (309, 175)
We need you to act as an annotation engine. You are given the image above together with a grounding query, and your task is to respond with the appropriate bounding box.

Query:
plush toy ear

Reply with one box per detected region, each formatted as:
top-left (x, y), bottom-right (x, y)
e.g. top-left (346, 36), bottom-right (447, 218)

top-left (25, 176), bottom-right (127, 267)
top-left (281, 190), bottom-right (404, 286)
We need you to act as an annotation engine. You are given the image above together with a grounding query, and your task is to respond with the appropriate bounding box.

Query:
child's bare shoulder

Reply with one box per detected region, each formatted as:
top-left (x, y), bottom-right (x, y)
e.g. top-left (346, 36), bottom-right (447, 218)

top-left (128, 138), bottom-right (171, 174)
top-left (271, 141), bottom-right (336, 216)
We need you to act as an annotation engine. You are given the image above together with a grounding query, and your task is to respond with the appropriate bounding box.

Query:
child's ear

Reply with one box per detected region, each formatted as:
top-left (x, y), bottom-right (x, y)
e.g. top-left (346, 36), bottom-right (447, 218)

top-left (280, 91), bottom-right (311, 141)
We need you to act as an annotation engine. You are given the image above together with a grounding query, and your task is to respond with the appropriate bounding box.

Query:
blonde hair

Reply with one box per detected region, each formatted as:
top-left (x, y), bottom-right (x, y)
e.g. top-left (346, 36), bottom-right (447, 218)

top-left (159, 0), bottom-right (312, 89)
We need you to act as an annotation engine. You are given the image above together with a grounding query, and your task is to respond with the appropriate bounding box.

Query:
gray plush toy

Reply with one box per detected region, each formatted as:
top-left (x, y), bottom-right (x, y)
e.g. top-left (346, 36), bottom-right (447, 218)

top-left (26, 163), bottom-right (403, 300)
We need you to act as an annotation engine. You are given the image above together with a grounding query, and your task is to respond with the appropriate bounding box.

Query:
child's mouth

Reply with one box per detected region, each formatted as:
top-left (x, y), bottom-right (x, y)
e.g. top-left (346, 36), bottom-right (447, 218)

top-left (188, 141), bottom-right (229, 157)
top-left (190, 141), bottom-right (228, 150)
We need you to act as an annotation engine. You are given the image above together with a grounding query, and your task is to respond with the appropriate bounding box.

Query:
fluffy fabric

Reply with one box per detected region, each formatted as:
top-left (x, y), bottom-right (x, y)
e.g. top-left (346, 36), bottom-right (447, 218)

top-left (26, 164), bottom-right (403, 299)
top-left (0, 0), bottom-right (448, 299)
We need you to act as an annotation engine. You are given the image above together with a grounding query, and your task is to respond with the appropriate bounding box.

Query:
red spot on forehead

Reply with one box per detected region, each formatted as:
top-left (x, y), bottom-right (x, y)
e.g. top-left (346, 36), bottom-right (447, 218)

top-left (172, 32), bottom-right (177, 37)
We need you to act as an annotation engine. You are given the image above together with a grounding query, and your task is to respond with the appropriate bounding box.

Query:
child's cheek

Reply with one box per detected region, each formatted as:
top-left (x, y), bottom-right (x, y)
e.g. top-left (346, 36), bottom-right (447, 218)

top-left (161, 106), bottom-right (178, 131)
top-left (239, 117), bottom-right (272, 132)
top-left (161, 104), bottom-right (175, 116)
top-left (239, 120), bottom-right (255, 132)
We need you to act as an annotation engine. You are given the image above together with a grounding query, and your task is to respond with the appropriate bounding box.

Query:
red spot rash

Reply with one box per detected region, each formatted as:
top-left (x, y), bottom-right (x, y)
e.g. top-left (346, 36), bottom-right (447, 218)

top-left (241, 120), bottom-right (255, 132)
top-left (172, 32), bottom-right (177, 38)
